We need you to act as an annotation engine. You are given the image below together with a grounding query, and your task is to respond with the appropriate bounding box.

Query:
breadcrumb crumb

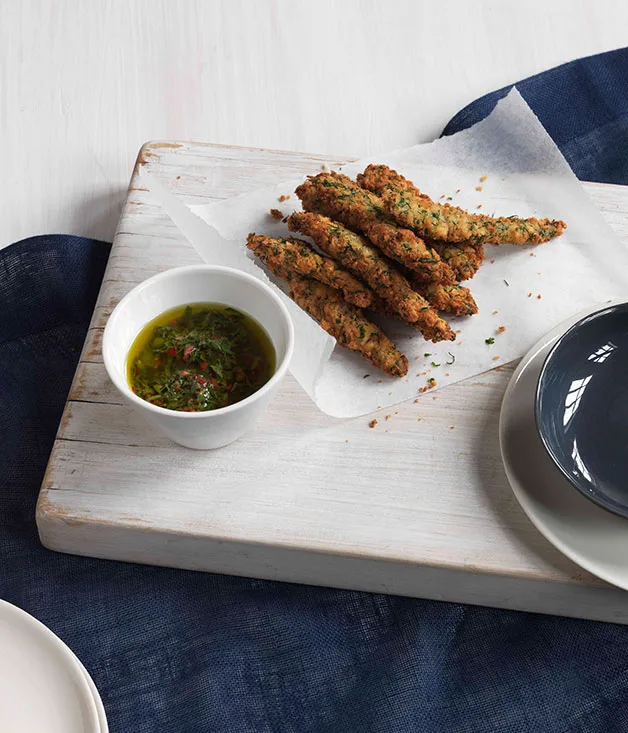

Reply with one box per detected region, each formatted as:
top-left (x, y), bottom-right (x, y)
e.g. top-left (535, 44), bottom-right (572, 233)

top-left (493, 355), bottom-right (500, 361)
top-left (369, 419), bottom-right (378, 428)
top-left (477, 204), bottom-right (483, 209)
top-left (537, 294), bottom-right (542, 299)
top-left (269, 208), bottom-right (284, 220)
top-left (528, 292), bottom-right (532, 298)
top-left (385, 414), bottom-right (392, 421)
top-left (480, 175), bottom-right (488, 182)
top-left (475, 186), bottom-right (483, 191)
top-left (492, 310), bottom-right (499, 315)
top-left (497, 326), bottom-right (506, 333)
top-left (279, 194), bottom-right (290, 202)
top-left (450, 426), bottom-right (455, 430)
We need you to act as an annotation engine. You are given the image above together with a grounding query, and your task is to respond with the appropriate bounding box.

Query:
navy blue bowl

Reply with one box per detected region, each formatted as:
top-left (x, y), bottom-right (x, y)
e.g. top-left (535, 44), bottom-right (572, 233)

top-left (535, 302), bottom-right (628, 518)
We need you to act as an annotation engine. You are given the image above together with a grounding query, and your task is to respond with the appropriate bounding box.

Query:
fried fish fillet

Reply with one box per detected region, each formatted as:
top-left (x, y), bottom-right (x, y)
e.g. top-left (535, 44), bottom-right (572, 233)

top-left (295, 173), bottom-right (455, 284)
top-left (246, 233), bottom-right (374, 308)
top-left (357, 164), bottom-right (426, 200)
top-left (288, 211), bottom-right (455, 342)
top-left (415, 282), bottom-right (478, 316)
top-left (358, 164), bottom-right (566, 245)
top-left (428, 240), bottom-right (485, 282)
top-left (288, 276), bottom-right (409, 377)
top-left (296, 171), bottom-right (387, 227)
top-left (363, 222), bottom-right (456, 284)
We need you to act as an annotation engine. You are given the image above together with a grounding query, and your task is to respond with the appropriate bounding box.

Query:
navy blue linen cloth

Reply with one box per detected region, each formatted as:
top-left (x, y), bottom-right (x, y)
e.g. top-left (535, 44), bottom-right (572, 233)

top-left (3, 47), bottom-right (628, 733)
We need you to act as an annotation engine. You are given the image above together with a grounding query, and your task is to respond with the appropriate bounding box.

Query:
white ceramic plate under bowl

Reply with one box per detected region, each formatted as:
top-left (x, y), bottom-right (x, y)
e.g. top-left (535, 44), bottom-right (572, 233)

top-left (499, 300), bottom-right (628, 591)
top-left (0, 600), bottom-right (100, 733)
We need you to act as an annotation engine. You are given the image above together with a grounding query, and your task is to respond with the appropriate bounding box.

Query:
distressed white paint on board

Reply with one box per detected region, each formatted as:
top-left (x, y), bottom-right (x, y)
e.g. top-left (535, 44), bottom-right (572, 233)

top-left (36, 140), bottom-right (628, 623)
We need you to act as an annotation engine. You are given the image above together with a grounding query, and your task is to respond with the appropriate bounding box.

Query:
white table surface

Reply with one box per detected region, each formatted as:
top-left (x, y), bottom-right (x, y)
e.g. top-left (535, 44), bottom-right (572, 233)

top-left (1, 0), bottom-right (626, 249)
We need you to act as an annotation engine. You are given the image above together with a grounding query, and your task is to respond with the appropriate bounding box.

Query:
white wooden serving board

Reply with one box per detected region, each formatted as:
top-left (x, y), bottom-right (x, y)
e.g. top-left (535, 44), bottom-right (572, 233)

top-left (37, 141), bottom-right (628, 623)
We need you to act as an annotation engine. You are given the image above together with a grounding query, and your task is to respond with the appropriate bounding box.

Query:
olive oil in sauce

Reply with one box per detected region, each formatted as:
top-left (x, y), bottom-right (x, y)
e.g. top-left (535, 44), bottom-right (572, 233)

top-left (127, 303), bottom-right (276, 412)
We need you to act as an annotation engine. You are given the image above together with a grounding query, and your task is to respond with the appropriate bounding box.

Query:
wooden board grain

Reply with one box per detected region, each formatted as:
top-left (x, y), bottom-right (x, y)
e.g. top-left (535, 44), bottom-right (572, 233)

top-left (36, 141), bottom-right (628, 623)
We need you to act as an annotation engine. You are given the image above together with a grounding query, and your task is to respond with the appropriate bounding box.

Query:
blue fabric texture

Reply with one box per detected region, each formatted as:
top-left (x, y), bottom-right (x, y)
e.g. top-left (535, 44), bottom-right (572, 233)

top-left (443, 45), bottom-right (628, 185)
top-left (3, 47), bottom-right (628, 732)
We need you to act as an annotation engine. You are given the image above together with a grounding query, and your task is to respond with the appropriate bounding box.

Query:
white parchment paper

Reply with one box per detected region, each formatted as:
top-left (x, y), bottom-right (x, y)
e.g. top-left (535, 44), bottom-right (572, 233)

top-left (141, 90), bottom-right (628, 417)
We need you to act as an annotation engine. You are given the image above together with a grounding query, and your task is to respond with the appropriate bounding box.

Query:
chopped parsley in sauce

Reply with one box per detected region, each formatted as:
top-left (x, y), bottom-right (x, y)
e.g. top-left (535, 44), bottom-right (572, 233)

top-left (127, 303), bottom-right (275, 412)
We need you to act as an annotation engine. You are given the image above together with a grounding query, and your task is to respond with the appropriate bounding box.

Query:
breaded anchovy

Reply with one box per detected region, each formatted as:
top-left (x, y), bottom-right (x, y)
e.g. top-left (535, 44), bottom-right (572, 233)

top-left (296, 171), bottom-right (387, 228)
top-left (288, 276), bottom-right (409, 377)
top-left (415, 282), bottom-right (478, 316)
top-left (246, 233), bottom-right (374, 308)
top-left (366, 296), bottom-right (436, 338)
top-left (357, 164), bottom-right (427, 200)
top-left (427, 240), bottom-right (485, 282)
top-left (295, 173), bottom-right (455, 284)
top-left (363, 222), bottom-right (455, 284)
top-left (288, 211), bottom-right (455, 343)
top-left (359, 164), bottom-right (567, 245)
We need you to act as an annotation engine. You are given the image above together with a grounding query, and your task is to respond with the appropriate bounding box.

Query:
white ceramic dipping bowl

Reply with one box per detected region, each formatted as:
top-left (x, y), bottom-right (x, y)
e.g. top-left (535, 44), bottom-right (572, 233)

top-left (103, 265), bottom-right (294, 450)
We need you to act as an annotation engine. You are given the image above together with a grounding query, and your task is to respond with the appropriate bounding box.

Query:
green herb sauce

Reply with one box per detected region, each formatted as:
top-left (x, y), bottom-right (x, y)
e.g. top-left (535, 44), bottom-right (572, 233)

top-left (127, 303), bottom-right (275, 412)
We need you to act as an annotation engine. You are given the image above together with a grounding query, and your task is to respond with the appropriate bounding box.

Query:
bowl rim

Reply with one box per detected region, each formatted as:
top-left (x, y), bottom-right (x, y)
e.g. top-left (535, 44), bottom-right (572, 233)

top-left (534, 300), bottom-right (628, 518)
top-left (102, 264), bottom-right (295, 419)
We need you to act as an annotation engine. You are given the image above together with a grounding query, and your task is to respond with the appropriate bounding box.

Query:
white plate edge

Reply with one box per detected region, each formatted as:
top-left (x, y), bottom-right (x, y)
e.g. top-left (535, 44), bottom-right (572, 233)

top-left (0, 600), bottom-right (101, 732)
